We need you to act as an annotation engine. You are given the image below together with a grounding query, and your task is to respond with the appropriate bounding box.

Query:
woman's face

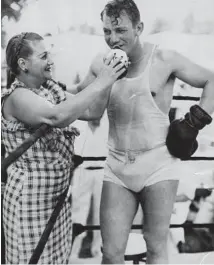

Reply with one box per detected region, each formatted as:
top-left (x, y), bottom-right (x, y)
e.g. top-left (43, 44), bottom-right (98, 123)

top-left (25, 39), bottom-right (54, 83)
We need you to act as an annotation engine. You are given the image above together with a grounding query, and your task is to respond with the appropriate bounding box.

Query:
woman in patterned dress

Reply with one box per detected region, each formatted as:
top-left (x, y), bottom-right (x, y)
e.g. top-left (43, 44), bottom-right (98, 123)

top-left (1, 32), bottom-right (126, 264)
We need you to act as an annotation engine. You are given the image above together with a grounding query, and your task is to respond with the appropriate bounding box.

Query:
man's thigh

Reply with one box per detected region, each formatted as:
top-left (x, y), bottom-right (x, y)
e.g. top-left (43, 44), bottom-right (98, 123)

top-left (139, 180), bottom-right (179, 242)
top-left (100, 181), bottom-right (139, 250)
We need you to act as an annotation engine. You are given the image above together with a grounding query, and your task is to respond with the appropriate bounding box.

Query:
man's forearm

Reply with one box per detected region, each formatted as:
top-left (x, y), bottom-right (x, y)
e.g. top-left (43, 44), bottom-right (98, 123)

top-left (66, 84), bottom-right (80, 94)
top-left (81, 88), bottom-right (109, 120)
top-left (199, 79), bottom-right (214, 115)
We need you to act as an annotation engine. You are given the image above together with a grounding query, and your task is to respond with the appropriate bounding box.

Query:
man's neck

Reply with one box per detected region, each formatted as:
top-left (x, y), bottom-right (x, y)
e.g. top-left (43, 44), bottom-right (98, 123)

top-left (126, 42), bottom-right (153, 78)
top-left (129, 41), bottom-right (144, 64)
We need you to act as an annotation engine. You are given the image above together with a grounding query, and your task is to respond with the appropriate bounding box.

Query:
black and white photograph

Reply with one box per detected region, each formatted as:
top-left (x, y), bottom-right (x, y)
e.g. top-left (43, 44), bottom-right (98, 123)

top-left (1, 0), bottom-right (214, 264)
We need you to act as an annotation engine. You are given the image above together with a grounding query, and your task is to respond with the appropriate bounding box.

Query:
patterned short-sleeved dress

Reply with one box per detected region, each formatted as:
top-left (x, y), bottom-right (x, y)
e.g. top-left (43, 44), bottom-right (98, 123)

top-left (1, 79), bottom-right (79, 264)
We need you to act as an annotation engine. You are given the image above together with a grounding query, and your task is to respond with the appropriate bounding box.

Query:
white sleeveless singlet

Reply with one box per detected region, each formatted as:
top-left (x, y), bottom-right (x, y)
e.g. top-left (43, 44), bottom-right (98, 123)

top-left (104, 46), bottom-right (180, 192)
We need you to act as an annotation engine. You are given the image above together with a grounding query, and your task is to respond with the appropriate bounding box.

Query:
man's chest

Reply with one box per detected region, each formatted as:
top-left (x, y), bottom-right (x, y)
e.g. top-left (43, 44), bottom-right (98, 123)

top-left (149, 58), bottom-right (173, 94)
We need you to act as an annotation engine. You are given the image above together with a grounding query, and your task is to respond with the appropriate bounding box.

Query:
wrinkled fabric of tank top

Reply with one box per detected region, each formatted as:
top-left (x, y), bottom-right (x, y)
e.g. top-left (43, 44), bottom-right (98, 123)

top-left (105, 45), bottom-right (179, 192)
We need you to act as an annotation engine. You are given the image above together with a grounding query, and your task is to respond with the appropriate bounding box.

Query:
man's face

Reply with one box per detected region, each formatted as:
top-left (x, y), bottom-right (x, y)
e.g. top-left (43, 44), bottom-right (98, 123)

top-left (102, 10), bottom-right (139, 55)
top-left (25, 40), bottom-right (54, 83)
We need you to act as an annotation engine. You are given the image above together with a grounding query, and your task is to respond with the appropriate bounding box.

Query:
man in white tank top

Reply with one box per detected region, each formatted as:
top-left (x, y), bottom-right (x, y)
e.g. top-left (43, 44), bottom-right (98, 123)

top-left (70, 1), bottom-right (214, 263)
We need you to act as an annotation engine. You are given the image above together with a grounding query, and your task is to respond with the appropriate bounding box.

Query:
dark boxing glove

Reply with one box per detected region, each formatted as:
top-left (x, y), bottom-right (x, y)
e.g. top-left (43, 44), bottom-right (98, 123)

top-left (166, 105), bottom-right (212, 159)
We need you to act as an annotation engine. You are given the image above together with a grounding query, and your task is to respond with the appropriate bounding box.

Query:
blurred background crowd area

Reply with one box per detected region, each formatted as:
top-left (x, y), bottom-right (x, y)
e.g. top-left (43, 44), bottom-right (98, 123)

top-left (1, 0), bottom-right (214, 262)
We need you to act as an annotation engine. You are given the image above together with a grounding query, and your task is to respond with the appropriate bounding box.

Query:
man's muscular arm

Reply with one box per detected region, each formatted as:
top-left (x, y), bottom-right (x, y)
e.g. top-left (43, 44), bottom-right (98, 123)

top-left (161, 49), bottom-right (214, 159)
top-left (165, 50), bottom-right (214, 115)
top-left (67, 53), bottom-right (110, 120)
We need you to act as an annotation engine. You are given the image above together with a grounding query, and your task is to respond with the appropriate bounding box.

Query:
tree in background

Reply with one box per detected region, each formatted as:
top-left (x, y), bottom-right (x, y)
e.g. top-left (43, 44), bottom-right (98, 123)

top-left (183, 12), bottom-right (214, 34)
top-left (1, 0), bottom-right (27, 47)
top-left (183, 13), bottom-right (195, 34)
top-left (150, 18), bottom-right (170, 34)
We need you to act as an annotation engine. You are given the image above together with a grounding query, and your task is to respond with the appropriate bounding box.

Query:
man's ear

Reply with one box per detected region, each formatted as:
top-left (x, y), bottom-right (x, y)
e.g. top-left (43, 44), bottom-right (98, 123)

top-left (136, 22), bottom-right (144, 36)
top-left (17, 58), bottom-right (28, 72)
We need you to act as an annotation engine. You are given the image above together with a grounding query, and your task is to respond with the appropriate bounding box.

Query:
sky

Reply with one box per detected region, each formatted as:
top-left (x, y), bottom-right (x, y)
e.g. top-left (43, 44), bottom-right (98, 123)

top-left (2, 0), bottom-right (214, 73)
top-left (2, 0), bottom-right (214, 42)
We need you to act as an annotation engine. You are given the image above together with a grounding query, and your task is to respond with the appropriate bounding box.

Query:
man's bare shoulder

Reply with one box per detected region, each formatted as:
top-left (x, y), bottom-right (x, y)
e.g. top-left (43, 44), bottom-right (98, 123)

top-left (151, 46), bottom-right (183, 73)
top-left (154, 46), bottom-right (178, 63)
top-left (142, 42), bottom-right (177, 63)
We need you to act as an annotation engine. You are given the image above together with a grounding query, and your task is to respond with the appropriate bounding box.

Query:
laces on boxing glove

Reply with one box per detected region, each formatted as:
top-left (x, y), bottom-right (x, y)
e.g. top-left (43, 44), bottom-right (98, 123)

top-left (184, 105), bottom-right (212, 130)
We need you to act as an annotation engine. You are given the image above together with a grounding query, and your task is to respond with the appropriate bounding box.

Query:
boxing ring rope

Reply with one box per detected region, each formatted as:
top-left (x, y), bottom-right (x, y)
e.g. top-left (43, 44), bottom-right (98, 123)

top-left (71, 222), bottom-right (214, 264)
top-left (1, 95), bottom-right (214, 264)
top-left (81, 155), bottom-right (214, 161)
top-left (173, 95), bottom-right (200, 101)
top-left (72, 222), bottom-right (214, 242)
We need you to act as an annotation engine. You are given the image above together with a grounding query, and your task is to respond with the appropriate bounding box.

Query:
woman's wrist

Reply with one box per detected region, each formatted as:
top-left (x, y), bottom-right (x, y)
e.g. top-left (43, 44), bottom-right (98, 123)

top-left (92, 77), bottom-right (110, 92)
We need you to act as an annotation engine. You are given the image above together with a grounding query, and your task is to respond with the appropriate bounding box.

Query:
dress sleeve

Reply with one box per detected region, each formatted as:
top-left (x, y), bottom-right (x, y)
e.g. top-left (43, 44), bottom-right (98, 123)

top-left (1, 80), bottom-right (29, 132)
top-left (45, 80), bottom-right (67, 104)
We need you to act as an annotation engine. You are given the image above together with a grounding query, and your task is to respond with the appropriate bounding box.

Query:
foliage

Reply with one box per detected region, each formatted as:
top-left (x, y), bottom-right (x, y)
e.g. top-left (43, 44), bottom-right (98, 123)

top-left (1, 0), bottom-right (27, 47)
top-left (1, 0), bottom-right (26, 20)
top-left (150, 18), bottom-right (170, 34)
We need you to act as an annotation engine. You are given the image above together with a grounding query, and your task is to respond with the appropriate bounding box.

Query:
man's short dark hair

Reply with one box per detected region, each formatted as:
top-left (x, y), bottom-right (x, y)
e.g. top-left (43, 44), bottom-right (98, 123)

top-left (100, 0), bottom-right (141, 27)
